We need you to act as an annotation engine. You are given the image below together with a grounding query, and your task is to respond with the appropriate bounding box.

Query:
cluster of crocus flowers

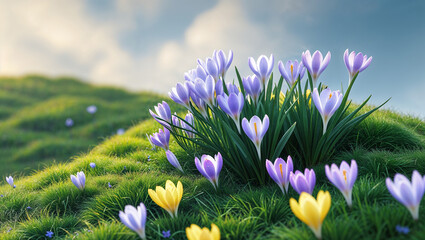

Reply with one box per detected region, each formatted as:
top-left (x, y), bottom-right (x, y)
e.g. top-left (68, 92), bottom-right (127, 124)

top-left (266, 156), bottom-right (293, 194)
top-left (148, 180), bottom-right (183, 218)
top-left (71, 171), bottom-right (86, 190)
top-left (325, 160), bottom-right (357, 207)
top-left (386, 170), bottom-right (425, 220)
top-left (344, 49), bottom-right (373, 83)
top-left (186, 223), bottom-right (220, 240)
top-left (5, 176), bottom-right (15, 188)
top-left (195, 153), bottom-right (223, 189)
top-left (312, 88), bottom-right (343, 134)
top-left (242, 115), bottom-right (269, 159)
top-left (149, 128), bottom-right (170, 151)
top-left (290, 191), bottom-right (331, 239)
top-left (119, 203), bottom-right (147, 239)
top-left (302, 50), bottom-right (331, 87)
top-left (290, 169), bottom-right (316, 195)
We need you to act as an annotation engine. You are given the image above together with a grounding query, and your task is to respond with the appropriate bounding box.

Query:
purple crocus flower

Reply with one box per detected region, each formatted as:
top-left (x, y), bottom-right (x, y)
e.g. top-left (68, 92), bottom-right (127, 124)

top-left (169, 82), bottom-right (191, 108)
top-left (278, 60), bottom-right (306, 86)
top-left (266, 156), bottom-right (293, 194)
top-left (71, 171), bottom-right (86, 190)
top-left (289, 169), bottom-right (316, 195)
top-left (214, 49), bottom-right (233, 79)
top-left (217, 92), bottom-right (244, 132)
top-left (195, 153), bottom-right (223, 189)
top-left (325, 160), bottom-right (358, 207)
top-left (344, 49), bottom-right (373, 83)
top-left (194, 76), bottom-right (216, 107)
top-left (89, 162), bottom-right (96, 168)
top-left (226, 83), bottom-right (240, 95)
top-left (86, 105), bottom-right (97, 114)
top-left (241, 115), bottom-right (269, 159)
top-left (171, 115), bottom-right (180, 127)
top-left (65, 118), bottom-right (74, 127)
top-left (181, 112), bottom-right (195, 138)
top-left (149, 128), bottom-right (170, 151)
top-left (190, 92), bottom-right (208, 117)
top-left (5, 176), bottom-right (14, 188)
top-left (119, 203), bottom-right (147, 240)
top-left (166, 150), bottom-right (184, 173)
top-left (242, 75), bottom-right (262, 103)
top-left (146, 133), bottom-right (157, 151)
top-left (198, 57), bottom-right (220, 82)
top-left (45, 231), bottom-right (54, 238)
top-left (386, 170), bottom-right (425, 220)
top-left (312, 88), bottom-right (343, 134)
top-left (302, 50), bottom-right (331, 87)
top-left (149, 101), bottom-right (171, 127)
top-left (248, 54), bottom-right (274, 88)
top-left (185, 65), bottom-right (208, 82)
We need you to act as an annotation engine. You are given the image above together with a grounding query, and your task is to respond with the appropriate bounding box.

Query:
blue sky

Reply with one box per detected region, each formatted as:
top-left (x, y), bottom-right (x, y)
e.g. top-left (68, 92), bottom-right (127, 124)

top-left (0, 0), bottom-right (424, 117)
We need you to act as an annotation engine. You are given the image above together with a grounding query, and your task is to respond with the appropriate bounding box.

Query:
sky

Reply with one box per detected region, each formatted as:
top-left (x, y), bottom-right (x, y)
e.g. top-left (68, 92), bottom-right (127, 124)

top-left (0, 0), bottom-right (424, 117)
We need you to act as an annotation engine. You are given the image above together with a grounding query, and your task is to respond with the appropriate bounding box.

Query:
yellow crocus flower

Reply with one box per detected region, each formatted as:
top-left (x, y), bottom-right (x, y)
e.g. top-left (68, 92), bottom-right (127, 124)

top-left (186, 223), bottom-right (220, 240)
top-left (148, 180), bottom-right (183, 218)
top-left (289, 190), bottom-right (331, 239)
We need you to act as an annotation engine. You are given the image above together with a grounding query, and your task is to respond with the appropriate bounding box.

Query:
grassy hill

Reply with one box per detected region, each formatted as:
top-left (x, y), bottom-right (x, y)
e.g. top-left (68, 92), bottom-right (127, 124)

top-left (0, 91), bottom-right (424, 239)
top-left (0, 75), bottom-right (183, 176)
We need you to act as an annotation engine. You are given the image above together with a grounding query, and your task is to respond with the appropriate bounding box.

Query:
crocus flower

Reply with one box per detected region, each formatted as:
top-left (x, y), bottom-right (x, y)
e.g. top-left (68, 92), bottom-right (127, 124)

top-left (181, 112), bottom-right (195, 138)
top-left (185, 65), bottom-right (208, 82)
top-left (166, 150), bottom-right (184, 173)
top-left (386, 170), bottom-right (425, 220)
top-left (242, 115), bottom-right (269, 159)
top-left (172, 115), bottom-right (180, 127)
top-left (86, 105), bottom-right (97, 114)
top-left (226, 83), bottom-right (239, 95)
top-left (194, 76), bottom-right (216, 107)
top-left (149, 101), bottom-right (171, 127)
top-left (169, 82), bottom-right (191, 108)
top-left (148, 180), bottom-right (183, 218)
top-left (149, 128), bottom-right (170, 151)
top-left (344, 49), bottom-right (373, 83)
top-left (71, 171), bottom-right (86, 190)
top-left (119, 202), bottom-right (147, 240)
top-left (146, 133), bottom-right (157, 151)
top-left (266, 156), bottom-right (293, 194)
top-left (302, 50), bottom-right (331, 87)
top-left (325, 160), bottom-right (357, 207)
top-left (290, 169), bottom-right (316, 195)
top-left (278, 60), bottom-right (306, 86)
top-left (242, 75), bottom-right (262, 103)
top-left (248, 54), bottom-right (274, 88)
top-left (312, 88), bottom-right (343, 134)
top-left (5, 176), bottom-right (15, 188)
top-left (45, 231), bottom-right (54, 238)
top-left (198, 57), bottom-right (220, 82)
top-left (217, 92), bottom-right (244, 132)
top-left (190, 92), bottom-right (208, 117)
top-left (290, 191), bottom-right (331, 239)
top-left (186, 224), bottom-right (220, 240)
top-left (195, 153), bottom-right (223, 189)
top-left (89, 162), bottom-right (96, 168)
top-left (117, 128), bottom-right (125, 135)
top-left (65, 118), bottom-right (74, 127)
top-left (214, 49), bottom-right (233, 79)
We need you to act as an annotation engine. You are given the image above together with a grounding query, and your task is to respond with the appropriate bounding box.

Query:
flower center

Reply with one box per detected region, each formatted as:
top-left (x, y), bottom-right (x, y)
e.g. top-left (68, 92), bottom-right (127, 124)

top-left (254, 122), bottom-right (258, 136)
top-left (290, 64), bottom-right (294, 79)
top-left (343, 170), bottom-right (347, 182)
top-left (329, 93), bottom-right (333, 99)
top-left (279, 164), bottom-right (283, 177)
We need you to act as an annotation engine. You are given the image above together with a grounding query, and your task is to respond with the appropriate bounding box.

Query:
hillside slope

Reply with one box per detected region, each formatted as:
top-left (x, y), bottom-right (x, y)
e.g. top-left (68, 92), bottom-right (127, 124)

top-left (0, 101), bottom-right (424, 239)
top-left (0, 75), bottom-right (183, 176)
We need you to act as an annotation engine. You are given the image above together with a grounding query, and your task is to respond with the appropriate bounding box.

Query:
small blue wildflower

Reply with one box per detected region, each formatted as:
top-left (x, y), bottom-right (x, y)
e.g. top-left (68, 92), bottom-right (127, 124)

top-left (162, 230), bottom-right (171, 238)
top-left (87, 229), bottom-right (92, 233)
top-left (65, 118), bottom-right (74, 127)
top-left (87, 105), bottom-right (97, 114)
top-left (123, 166), bottom-right (127, 170)
top-left (396, 225), bottom-right (410, 234)
top-left (7, 227), bottom-right (12, 233)
top-left (90, 162), bottom-right (96, 168)
top-left (45, 231), bottom-right (54, 238)
top-left (26, 206), bottom-right (31, 210)
top-left (13, 185), bottom-right (16, 188)
top-left (0, 194), bottom-right (4, 197)
top-left (117, 128), bottom-right (125, 135)
top-left (108, 182), bottom-right (112, 188)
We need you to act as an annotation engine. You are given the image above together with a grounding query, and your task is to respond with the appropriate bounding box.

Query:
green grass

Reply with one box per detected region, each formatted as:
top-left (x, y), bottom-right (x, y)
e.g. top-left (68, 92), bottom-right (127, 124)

top-left (0, 75), bottom-right (184, 176)
top-left (1, 77), bottom-right (425, 239)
